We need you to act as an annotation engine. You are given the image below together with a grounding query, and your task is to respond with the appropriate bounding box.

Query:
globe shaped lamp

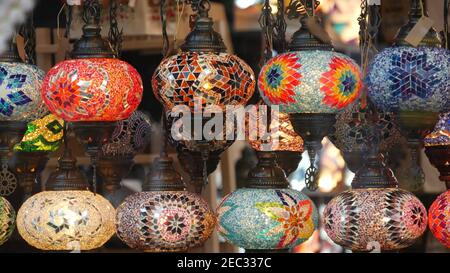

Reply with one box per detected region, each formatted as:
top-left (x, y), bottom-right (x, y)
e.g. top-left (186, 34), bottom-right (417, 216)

top-left (428, 190), bottom-right (450, 248)
top-left (16, 146), bottom-right (116, 251)
top-left (217, 152), bottom-right (319, 252)
top-left (0, 39), bottom-right (46, 197)
top-left (116, 153), bottom-right (216, 252)
top-left (365, 0), bottom-right (450, 190)
top-left (424, 112), bottom-right (450, 189)
top-left (0, 196), bottom-right (15, 246)
top-left (258, 0), bottom-right (362, 190)
top-left (153, 1), bottom-right (254, 194)
top-left (152, 2), bottom-right (255, 113)
top-left (323, 138), bottom-right (427, 252)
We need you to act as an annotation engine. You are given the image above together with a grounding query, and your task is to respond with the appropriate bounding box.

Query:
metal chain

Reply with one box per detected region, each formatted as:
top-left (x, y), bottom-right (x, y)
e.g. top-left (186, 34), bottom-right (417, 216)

top-left (160, 0), bottom-right (170, 58)
top-left (19, 12), bottom-right (36, 64)
top-left (259, 0), bottom-right (275, 67)
top-left (274, 0), bottom-right (287, 53)
top-left (82, 0), bottom-right (101, 25)
top-left (109, 0), bottom-right (123, 58)
top-left (444, 0), bottom-right (449, 49)
top-left (64, 4), bottom-right (73, 39)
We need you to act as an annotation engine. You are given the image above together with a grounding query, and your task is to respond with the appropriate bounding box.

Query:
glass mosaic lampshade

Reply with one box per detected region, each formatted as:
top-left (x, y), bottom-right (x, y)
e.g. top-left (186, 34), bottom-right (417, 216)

top-left (258, 50), bottom-right (362, 114)
top-left (0, 61), bottom-right (46, 121)
top-left (323, 135), bottom-right (427, 252)
top-left (13, 114), bottom-right (64, 152)
top-left (16, 146), bottom-right (116, 251)
top-left (0, 197), bottom-right (15, 246)
top-left (217, 188), bottom-right (318, 250)
top-left (116, 155), bottom-right (216, 252)
top-left (41, 57), bottom-right (143, 122)
top-left (366, 47), bottom-right (450, 113)
top-left (428, 190), bottom-right (450, 248)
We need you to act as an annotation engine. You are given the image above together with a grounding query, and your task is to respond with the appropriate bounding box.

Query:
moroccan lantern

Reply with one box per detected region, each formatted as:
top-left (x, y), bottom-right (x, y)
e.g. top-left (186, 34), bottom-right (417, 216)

top-left (323, 127), bottom-right (427, 252)
top-left (152, 0), bottom-right (255, 194)
top-left (40, 1), bottom-right (143, 194)
top-left (258, 0), bottom-right (362, 190)
top-left (428, 190), bottom-right (450, 248)
top-left (365, 0), bottom-right (450, 191)
top-left (0, 38), bottom-right (45, 197)
top-left (217, 152), bottom-right (318, 252)
top-left (16, 137), bottom-right (116, 251)
top-left (116, 153), bottom-right (215, 252)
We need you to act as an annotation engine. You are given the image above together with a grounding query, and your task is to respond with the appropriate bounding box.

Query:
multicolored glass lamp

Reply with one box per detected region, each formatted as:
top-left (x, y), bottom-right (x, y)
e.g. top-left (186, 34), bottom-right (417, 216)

top-left (258, 0), bottom-right (363, 190)
top-left (424, 113), bottom-right (450, 248)
top-left (365, 0), bottom-right (450, 191)
top-left (0, 38), bottom-right (45, 197)
top-left (323, 128), bottom-right (427, 252)
top-left (11, 114), bottom-right (64, 200)
top-left (152, 0), bottom-right (255, 194)
top-left (97, 110), bottom-right (152, 207)
top-left (16, 132), bottom-right (116, 251)
top-left (217, 152), bottom-right (318, 252)
top-left (246, 102), bottom-right (304, 176)
top-left (41, 1), bottom-right (143, 194)
top-left (0, 196), bottom-right (15, 246)
top-left (116, 152), bottom-right (215, 252)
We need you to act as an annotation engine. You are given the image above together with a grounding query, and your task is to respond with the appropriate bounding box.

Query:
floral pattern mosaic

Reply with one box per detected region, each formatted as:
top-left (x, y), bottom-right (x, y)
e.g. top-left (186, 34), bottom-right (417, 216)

top-left (428, 190), bottom-right (450, 248)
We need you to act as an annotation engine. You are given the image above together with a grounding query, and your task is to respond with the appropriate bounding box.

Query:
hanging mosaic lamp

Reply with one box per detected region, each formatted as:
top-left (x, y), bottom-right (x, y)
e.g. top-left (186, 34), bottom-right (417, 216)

top-left (258, 0), bottom-right (362, 191)
top-left (428, 190), bottom-right (450, 248)
top-left (97, 110), bottom-right (152, 207)
top-left (0, 196), bottom-right (15, 246)
top-left (424, 113), bottom-right (450, 248)
top-left (323, 128), bottom-right (427, 252)
top-left (246, 101), bottom-right (304, 176)
top-left (217, 152), bottom-right (318, 251)
top-left (331, 101), bottom-right (402, 173)
top-left (10, 113), bottom-right (63, 200)
top-left (152, 0), bottom-right (255, 194)
top-left (365, 0), bottom-right (450, 191)
top-left (16, 139), bottom-right (116, 251)
top-left (116, 153), bottom-right (215, 252)
top-left (0, 37), bottom-right (46, 197)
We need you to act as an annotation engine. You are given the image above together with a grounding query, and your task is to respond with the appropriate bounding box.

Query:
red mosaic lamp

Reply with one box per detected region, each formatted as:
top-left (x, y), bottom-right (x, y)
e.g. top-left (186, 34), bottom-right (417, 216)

top-left (152, 0), bottom-right (255, 194)
top-left (41, 1), bottom-right (143, 193)
top-left (258, 0), bottom-right (363, 191)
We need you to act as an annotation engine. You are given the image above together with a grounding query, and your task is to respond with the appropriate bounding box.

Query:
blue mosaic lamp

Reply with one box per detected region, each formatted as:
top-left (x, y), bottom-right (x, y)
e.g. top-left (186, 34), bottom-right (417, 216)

top-left (0, 39), bottom-right (46, 197)
top-left (257, 0), bottom-right (363, 191)
top-left (217, 152), bottom-right (319, 252)
top-left (365, 0), bottom-right (450, 191)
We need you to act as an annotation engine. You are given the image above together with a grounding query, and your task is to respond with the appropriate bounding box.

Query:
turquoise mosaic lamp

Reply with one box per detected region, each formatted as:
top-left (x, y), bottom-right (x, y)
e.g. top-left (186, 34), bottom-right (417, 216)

top-left (217, 152), bottom-right (318, 251)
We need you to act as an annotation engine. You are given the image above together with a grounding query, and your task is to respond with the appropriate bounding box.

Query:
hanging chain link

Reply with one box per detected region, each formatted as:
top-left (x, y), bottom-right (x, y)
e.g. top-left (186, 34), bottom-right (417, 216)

top-left (82, 0), bottom-right (101, 25)
top-left (109, 0), bottom-right (123, 58)
top-left (64, 4), bottom-right (73, 39)
top-left (19, 11), bottom-right (36, 64)
top-left (259, 0), bottom-right (275, 67)
top-left (274, 0), bottom-right (287, 53)
top-left (160, 0), bottom-right (170, 58)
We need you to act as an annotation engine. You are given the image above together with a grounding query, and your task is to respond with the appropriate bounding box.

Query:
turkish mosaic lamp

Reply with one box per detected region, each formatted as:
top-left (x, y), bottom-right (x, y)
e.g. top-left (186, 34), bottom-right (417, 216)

top-left (365, 0), bottom-right (449, 191)
top-left (0, 197), bottom-right (15, 246)
top-left (217, 152), bottom-right (318, 251)
top-left (16, 144), bottom-right (116, 251)
top-left (152, 2), bottom-right (255, 113)
top-left (428, 190), bottom-right (450, 248)
top-left (40, 4), bottom-right (142, 122)
top-left (245, 101), bottom-right (304, 176)
top-left (116, 154), bottom-right (215, 252)
top-left (323, 128), bottom-right (427, 252)
top-left (258, 0), bottom-right (362, 191)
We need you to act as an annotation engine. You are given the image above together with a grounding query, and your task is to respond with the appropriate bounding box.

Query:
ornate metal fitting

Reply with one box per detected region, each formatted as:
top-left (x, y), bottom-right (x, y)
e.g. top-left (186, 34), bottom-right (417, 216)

top-left (351, 153), bottom-right (398, 189)
top-left (181, 0), bottom-right (227, 53)
top-left (287, 0), bottom-right (333, 51)
top-left (71, 0), bottom-right (115, 59)
top-left (247, 151), bottom-right (289, 189)
top-left (143, 155), bottom-right (186, 192)
top-left (394, 0), bottom-right (441, 47)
